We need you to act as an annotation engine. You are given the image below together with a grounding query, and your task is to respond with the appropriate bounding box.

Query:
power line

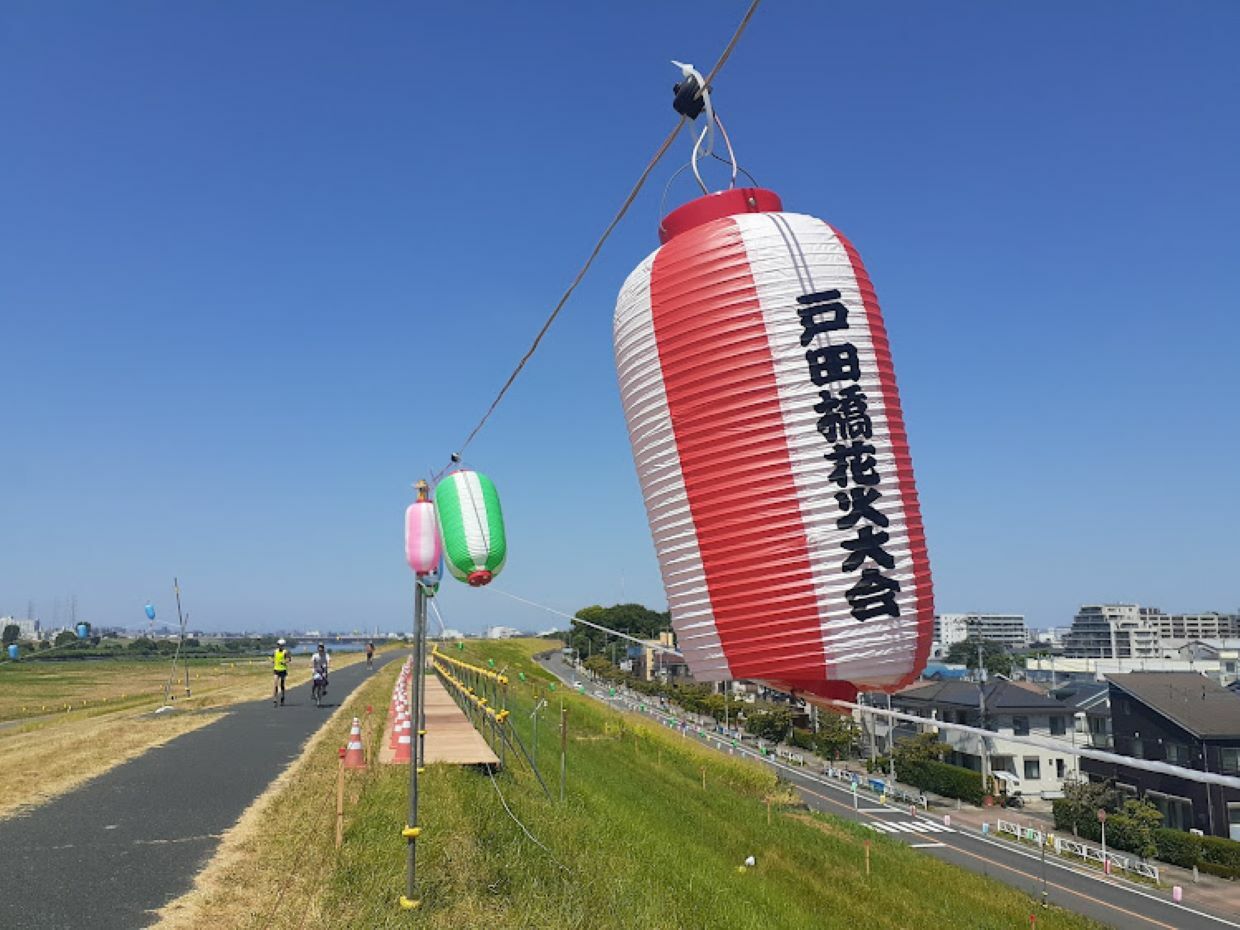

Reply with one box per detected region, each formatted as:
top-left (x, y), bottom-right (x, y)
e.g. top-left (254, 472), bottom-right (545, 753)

top-left (489, 587), bottom-right (681, 655)
top-left (438, 0), bottom-right (764, 474)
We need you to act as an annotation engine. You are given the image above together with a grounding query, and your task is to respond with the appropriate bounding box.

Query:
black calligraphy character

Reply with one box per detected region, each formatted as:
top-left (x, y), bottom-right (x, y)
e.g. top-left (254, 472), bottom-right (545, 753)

top-left (814, 385), bottom-right (873, 442)
top-left (834, 487), bottom-right (889, 529)
top-left (846, 569), bottom-right (902, 621)
top-left (825, 441), bottom-right (880, 488)
top-left (840, 526), bottom-right (896, 572)
top-left (797, 289), bottom-right (849, 346)
top-left (806, 342), bottom-right (861, 386)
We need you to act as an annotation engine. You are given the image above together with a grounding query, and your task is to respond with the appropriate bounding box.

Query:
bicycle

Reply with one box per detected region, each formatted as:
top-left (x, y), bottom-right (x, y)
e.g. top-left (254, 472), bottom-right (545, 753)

top-left (311, 670), bottom-right (329, 707)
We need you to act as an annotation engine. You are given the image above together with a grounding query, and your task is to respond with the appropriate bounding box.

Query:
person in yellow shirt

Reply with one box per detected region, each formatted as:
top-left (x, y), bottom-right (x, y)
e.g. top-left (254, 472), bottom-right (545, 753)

top-left (272, 638), bottom-right (291, 706)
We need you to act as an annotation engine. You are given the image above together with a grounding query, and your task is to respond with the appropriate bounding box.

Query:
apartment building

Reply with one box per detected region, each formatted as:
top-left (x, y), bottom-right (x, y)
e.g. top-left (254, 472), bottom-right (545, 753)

top-left (934, 613), bottom-right (1028, 650)
top-left (1063, 604), bottom-right (1162, 658)
top-left (1151, 613), bottom-right (1240, 641)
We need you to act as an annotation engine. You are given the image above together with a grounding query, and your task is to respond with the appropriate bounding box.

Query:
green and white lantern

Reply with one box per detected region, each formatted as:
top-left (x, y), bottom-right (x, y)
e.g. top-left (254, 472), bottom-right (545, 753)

top-left (435, 469), bottom-right (507, 587)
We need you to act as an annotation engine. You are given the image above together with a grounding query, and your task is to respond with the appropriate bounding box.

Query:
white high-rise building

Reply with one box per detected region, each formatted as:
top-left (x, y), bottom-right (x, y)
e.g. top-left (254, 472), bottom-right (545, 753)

top-left (1063, 605), bottom-right (1162, 658)
top-left (933, 613), bottom-right (1028, 649)
top-left (1149, 612), bottom-right (1240, 641)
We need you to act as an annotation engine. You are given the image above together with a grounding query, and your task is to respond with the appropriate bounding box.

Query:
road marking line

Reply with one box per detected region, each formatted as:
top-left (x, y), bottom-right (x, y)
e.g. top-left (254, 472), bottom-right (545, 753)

top-left (910, 842), bottom-right (947, 848)
top-left (794, 783), bottom-right (1184, 930)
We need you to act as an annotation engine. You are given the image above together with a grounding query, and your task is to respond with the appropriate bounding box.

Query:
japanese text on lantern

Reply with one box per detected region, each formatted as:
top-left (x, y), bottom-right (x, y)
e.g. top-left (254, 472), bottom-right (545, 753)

top-left (798, 289), bottom-right (901, 623)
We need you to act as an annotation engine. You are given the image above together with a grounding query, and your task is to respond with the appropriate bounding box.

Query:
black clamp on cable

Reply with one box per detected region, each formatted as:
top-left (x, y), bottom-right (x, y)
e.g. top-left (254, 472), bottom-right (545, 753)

top-left (672, 73), bottom-right (707, 119)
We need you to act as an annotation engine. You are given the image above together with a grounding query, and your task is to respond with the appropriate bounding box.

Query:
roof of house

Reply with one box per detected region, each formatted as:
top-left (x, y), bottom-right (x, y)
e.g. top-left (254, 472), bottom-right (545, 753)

top-left (895, 678), bottom-right (1069, 713)
top-left (1050, 681), bottom-right (1111, 713)
top-left (1106, 672), bottom-right (1240, 739)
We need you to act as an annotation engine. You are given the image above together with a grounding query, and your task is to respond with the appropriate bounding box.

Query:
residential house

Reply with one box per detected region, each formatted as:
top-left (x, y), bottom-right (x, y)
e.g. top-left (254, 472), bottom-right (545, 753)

top-left (1081, 672), bottom-right (1240, 840)
top-left (890, 679), bottom-right (1076, 799)
top-left (1049, 680), bottom-right (1113, 750)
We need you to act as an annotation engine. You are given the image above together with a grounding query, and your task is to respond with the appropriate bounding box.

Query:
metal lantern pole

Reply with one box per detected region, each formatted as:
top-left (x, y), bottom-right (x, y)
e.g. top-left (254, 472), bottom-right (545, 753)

top-left (417, 589), bottom-right (429, 769)
top-left (404, 580), bottom-right (427, 908)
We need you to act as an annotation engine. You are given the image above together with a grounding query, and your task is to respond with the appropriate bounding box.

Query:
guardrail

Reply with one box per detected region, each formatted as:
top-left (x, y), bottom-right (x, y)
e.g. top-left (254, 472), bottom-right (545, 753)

top-left (994, 818), bottom-right (1160, 884)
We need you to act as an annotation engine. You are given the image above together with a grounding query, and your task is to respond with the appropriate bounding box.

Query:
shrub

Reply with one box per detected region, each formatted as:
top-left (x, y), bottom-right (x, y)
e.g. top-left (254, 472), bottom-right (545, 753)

top-left (1198, 834), bottom-right (1240, 879)
top-left (899, 758), bottom-right (984, 805)
top-left (1153, 828), bottom-right (1240, 878)
top-left (1153, 828), bottom-right (1199, 868)
top-left (1106, 800), bottom-right (1163, 859)
top-left (789, 727), bottom-right (816, 752)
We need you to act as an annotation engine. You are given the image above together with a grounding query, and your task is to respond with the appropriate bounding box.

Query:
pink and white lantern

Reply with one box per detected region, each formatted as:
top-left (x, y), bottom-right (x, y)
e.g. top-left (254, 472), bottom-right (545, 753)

top-left (404, 483), bottom-right (442, 576)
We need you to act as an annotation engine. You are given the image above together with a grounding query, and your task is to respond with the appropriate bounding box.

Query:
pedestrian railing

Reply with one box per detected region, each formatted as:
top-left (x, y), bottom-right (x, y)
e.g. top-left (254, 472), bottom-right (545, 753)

top-left (994, 819), bottom-right (1159, 884)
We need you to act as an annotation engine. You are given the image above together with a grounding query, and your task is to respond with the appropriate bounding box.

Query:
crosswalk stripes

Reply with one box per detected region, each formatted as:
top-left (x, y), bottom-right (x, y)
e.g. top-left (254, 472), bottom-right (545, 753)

top-left (864, 820), bottom-right (956, 835)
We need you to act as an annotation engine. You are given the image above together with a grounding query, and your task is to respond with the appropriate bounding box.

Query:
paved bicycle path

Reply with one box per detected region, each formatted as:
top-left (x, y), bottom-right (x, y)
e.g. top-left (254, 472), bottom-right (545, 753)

top-left (0, 652), bottom-right (400, 930)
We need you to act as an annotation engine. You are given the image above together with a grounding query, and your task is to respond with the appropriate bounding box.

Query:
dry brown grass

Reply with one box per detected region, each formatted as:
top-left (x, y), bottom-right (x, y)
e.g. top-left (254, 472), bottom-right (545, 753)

top-left (0, 709), bottom-right (224, 819)
top-left (0, 650), bottom-right (382, 819)
top-left (0, 659), bottom-right (269, 721)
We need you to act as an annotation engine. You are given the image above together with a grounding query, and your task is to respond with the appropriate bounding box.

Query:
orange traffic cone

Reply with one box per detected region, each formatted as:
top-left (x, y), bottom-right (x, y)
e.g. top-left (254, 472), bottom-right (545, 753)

top-left (393, 730), bottom-right (412, 764)
top-left (390, 715), bottom-right (409, 748)
top-left (343, 717), bottom-right (366, 770)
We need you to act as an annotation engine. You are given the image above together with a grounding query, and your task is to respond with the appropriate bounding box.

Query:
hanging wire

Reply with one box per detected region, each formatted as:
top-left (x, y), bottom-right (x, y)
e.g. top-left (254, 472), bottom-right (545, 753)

top-left (489, 587), bottom-right (683, 656)
top-left (432, 0), bottom-right (764, 479)
top-left (427, 598), bottom-right (449, 637)
top-left (658, 154), bottom-right (761, 232)
top-left (671, 60), bottom-right (740, 195)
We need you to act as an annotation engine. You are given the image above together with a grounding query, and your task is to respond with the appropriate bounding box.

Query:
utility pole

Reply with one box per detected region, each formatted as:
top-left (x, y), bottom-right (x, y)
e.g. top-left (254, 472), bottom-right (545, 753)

top-left (978, 641), bottom-right (990, 798)
top-left (887, 692), bottom-right (896, 783)
top-left (867, 694), bottom-right (878, 769)
top-left (175, 579), bottom-right (189, 697)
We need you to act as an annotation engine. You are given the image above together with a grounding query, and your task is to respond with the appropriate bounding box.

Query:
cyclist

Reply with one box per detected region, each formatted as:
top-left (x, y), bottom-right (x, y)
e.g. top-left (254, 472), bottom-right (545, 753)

top-left (311, 642), bottom-right (330, 705)
top-left (365, 641), bottom-right (375, 670)
top-left (272, 638), bottom-right (291, 706)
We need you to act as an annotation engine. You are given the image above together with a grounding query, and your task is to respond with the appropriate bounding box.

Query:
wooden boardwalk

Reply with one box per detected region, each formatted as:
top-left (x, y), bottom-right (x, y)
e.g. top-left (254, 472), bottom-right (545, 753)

top-left (379, 672), bottom-right (498, 766)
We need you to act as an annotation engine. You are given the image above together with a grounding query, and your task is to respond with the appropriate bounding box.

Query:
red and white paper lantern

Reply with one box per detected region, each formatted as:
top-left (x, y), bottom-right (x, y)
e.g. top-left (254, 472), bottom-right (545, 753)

top-left (613, 188), bottom-right (933, 701)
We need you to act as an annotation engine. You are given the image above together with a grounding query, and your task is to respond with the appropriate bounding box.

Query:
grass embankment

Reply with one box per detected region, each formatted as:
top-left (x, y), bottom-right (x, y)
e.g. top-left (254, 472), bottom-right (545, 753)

top-left (156, 638), bottom-right (1105, 930)
top-left (0, 648), bottom-right (394, 819)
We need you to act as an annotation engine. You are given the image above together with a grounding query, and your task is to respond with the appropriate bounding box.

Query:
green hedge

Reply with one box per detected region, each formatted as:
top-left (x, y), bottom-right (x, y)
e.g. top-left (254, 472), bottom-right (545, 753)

top-left (1150, 828), bottom-right (1240, 878)
top-left (899, 759), bottom-right (984, 805)
top-left (1198, 834), bottom-right (1240, 879)
top-left (789, 728), bottom-right (815, 752)
top-left (1153, 828), bottom-right (1198, 867)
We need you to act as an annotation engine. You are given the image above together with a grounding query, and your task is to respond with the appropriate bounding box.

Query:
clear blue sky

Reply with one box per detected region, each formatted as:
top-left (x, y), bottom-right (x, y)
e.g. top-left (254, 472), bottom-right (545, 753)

top-left (3, 2), bottom-right (1238, 636)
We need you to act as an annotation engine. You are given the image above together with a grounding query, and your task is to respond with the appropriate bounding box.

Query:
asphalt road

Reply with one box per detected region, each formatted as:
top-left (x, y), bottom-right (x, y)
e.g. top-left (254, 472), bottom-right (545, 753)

top-left (537, 652), bottom-right (1240, 930)
top-left (0, 652), bottom-right (398, 930)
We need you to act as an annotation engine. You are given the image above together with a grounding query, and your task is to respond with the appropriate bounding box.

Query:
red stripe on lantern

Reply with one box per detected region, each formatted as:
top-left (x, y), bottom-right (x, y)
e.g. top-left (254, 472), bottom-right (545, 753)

top-left (649, 219), bottom-right (830, 683)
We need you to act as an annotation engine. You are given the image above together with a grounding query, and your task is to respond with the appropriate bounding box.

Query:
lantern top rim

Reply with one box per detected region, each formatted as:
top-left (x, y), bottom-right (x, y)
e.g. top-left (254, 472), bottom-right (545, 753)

top-left (658, 187), bottom-right (783, 244)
